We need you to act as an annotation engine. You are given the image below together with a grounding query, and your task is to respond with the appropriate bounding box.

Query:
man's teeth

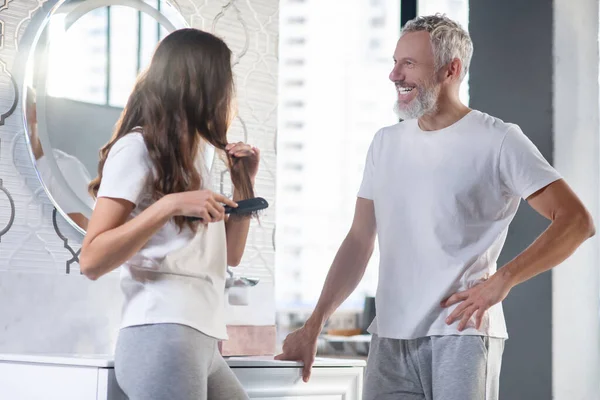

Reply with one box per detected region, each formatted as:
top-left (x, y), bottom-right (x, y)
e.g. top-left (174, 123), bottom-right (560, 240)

top-left (398, 87), bottom-right (414, 94)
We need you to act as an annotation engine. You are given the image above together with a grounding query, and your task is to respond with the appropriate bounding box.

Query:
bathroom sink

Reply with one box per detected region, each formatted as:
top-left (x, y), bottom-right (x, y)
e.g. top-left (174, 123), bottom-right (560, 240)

top-left (225, 268), bottom-right (259, 306)
top-left (225, 268), bottom-right (259, 289)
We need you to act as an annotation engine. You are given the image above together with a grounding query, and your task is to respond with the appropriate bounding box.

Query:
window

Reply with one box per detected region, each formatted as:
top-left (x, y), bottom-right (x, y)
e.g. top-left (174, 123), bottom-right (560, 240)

top-left (369, 38), bottom-right (382, 49)
top-left (287, 37), bottom-right (307, 45)
top-left (277, 0), bottom-right (402, 312)
top-left (283, 184), bottom-right (303, 192)
top-left (284, 163), bottom-right (304, 171)
top-left (46, 1), bottom-right (179, 108)
top-left (285, 79), bottom-right (305, 87)
top-left (284, 142), bottom-right (304, 150)
top-left (284, 100), bottom-right (305, 108)
top-left (285, 121), bottom-right (305, 129)
top-left (417, 0), bottom-right (470, 105)
top-left (288, 16), bottom-right (307, 24)
top-left (284, 58), bottom-right (305, 66)
top-left (277, 1), bottom-right (471, 313)
top-left (371, 17), bottom-right (385, 28)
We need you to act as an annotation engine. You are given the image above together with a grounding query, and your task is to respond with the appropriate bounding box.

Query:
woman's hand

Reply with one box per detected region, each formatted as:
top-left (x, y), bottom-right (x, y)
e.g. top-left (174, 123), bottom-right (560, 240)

top-left (226, 142), bottom-right (260, 180)
top-left (166, 190), bottom-right (237, 223)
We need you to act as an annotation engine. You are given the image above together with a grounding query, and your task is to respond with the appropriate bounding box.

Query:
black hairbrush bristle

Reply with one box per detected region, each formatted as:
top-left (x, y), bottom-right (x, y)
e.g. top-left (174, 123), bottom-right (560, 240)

top-left (226, 197), bottom-right (269, 215)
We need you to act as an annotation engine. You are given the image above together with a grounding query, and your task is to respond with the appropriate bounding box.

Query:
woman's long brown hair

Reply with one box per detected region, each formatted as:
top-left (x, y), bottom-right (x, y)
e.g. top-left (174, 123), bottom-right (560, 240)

top-left (89, 28), bottom-right (254, 231)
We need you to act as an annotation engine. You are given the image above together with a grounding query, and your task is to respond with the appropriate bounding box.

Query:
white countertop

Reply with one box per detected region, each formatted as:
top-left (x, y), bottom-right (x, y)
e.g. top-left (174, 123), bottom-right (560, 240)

top-left (226, 356), bottom-right (366, 368)
top-left (0, 354), bottom-right (366, 369)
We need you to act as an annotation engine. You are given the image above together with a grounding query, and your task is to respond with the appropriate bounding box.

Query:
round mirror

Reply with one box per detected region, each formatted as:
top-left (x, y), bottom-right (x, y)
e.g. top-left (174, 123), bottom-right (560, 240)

top-left (19, 0), bottom-right (197, 234)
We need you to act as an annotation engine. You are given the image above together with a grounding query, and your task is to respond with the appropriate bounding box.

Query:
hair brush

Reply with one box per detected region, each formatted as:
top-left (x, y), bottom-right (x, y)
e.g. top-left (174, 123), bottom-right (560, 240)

top-left (186, 197), bottom-right (269, 222)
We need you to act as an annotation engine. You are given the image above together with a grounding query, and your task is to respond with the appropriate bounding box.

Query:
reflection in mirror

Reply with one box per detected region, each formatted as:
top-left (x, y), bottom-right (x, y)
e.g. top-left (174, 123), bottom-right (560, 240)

top-left (26, 86), bottom-right (94, 230)
top-left (46, 4), bottom-right (170, 109)
top-left (23, 0), bottom-right (185, 233)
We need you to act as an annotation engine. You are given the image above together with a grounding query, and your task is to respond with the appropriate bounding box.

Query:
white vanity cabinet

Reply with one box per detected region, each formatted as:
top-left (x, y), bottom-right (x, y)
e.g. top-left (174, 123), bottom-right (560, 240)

top-left (229, 357), bottom-right (365, 400)
top-left (0, 354), bottom-right (365, 400)
top-left (0, 355), bottom-right (125, 400)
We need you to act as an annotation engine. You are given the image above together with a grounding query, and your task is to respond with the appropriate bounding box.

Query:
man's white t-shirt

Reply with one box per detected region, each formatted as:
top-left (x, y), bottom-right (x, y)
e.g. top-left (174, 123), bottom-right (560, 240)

top-left (96, 132), bottom-right (229, 340)
top-left (358, 110), bottom-right (561, 340)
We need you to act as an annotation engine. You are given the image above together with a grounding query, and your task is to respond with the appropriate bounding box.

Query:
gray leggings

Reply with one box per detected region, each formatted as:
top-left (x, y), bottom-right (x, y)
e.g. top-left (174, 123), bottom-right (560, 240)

top-left (115, 323), bottom-right (249, 400)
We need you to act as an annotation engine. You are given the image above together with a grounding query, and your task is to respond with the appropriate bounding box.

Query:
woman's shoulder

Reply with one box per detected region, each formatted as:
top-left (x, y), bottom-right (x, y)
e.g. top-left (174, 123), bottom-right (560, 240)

top-left (114, 130), bottom-right (145, 146)
top-left (110, 131), bottom-right (148, 157)
top-left (103, 131), bottom-right (153, 178)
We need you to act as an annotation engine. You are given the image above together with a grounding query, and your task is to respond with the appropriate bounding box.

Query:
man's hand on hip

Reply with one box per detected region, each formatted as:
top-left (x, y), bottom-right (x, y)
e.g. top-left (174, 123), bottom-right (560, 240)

top-left (441, 271), bottom-right (513, 331)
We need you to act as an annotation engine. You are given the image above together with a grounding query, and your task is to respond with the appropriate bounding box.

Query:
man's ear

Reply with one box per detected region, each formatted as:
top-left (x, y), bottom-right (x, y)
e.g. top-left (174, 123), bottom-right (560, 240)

top-left (447, 58), bottom-right (463, 82)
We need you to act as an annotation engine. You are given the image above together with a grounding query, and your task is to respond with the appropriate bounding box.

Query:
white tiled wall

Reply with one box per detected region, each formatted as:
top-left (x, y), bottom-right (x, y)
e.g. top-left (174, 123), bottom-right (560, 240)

top-left (0, 0), bottom-right (277, 353)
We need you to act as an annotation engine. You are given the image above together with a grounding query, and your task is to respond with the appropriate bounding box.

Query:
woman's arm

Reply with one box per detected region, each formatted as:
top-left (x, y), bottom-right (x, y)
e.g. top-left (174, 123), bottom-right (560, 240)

top-left (80, 190), bottom-right (237, 280)
top-left (79, 196), bottom-right (174, 280)
top-left (225, 180), bottom-right (255, 266)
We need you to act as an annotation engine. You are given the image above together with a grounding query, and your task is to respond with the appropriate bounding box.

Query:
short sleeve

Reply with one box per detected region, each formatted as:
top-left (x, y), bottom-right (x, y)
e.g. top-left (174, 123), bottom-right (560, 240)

top-left (56, 153), bottom-right (95, 211)
top-left (97, 133), bottom-right (152, 205)
top-left (357, 130), bottom-right (380, 200)
top-left (498, 125), bottom-right (562, 199)
top-left (36, 153), bottom-right (86, 214)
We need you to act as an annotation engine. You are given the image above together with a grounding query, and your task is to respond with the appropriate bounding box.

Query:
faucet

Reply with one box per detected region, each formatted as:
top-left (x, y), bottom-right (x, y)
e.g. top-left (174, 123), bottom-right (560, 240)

top-left (225, 267), bottom-right (259, 306)
top-left (225, 267), bottom-right (259, 289)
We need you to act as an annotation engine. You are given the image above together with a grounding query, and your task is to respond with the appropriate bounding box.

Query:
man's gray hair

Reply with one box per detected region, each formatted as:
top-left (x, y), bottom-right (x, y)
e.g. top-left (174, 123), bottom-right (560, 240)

top-left (402, 14), bottom-right (473, 81)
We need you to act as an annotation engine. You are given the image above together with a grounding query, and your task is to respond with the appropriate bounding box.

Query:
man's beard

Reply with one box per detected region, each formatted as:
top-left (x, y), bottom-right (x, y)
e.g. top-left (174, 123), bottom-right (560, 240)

top-left (394, 78), bottom-right (440, 120)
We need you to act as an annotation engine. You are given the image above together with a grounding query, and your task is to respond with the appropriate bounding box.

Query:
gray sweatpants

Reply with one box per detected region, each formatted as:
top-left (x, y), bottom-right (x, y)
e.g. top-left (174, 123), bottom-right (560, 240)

top-left (363, 334), bottom-right (505, 400)
top-left (115, 323), bottom-right (249, 400)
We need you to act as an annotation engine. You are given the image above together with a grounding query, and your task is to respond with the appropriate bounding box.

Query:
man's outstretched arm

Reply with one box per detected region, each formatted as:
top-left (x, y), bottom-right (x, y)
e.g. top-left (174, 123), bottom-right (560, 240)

top-left (275, 197), bottom-right (377, 381)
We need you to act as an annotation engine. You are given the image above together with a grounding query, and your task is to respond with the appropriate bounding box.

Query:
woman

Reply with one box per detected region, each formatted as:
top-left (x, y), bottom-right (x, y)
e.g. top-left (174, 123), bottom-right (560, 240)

top-left (80, 28), bottom-right (258, 400)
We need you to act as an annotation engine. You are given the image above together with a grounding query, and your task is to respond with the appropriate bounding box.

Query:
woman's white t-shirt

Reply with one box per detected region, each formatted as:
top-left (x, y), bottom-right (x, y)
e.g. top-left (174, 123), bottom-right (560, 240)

top-left (97, 132), bottom-right (229, 339)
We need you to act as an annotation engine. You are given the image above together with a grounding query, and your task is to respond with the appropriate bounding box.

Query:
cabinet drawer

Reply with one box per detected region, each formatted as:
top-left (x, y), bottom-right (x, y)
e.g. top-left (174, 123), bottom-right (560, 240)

top-left (232, 366), bottom-right (364, 400)
top-left (0, 362), bottom-right (99, 400)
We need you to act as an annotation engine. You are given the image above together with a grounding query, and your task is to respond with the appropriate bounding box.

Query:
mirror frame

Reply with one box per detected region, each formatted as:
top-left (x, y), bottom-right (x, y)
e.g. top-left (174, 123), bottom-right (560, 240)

top-left (15, 0), bottom-right (189, 235)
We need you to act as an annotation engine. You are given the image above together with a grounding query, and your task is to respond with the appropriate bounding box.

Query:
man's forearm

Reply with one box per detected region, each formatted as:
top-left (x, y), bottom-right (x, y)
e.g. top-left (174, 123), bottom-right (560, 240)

top-left (498, 212), bottom-right (594, 288)
top-left (305, 232), bottom-right (375, 332)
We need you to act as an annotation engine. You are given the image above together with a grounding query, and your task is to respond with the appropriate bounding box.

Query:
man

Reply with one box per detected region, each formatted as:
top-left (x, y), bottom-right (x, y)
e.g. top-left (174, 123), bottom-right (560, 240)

top-left (275, 14), bottom-right (595, 400)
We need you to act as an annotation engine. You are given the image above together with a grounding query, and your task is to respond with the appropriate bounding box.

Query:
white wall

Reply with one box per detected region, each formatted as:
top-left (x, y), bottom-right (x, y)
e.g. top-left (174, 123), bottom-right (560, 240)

top-left (553, 0), bottom-right (600, 399)
top-left (0, 0), bottom-right (278, 354)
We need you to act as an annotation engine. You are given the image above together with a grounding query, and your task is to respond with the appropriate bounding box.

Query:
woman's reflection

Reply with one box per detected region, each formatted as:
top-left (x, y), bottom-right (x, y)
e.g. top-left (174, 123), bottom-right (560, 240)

top-left (26, 87), bottom-right (93, 230)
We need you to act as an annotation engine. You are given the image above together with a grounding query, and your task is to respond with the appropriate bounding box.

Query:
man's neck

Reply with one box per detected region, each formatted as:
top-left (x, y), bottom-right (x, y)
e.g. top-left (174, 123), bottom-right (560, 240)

top-left (418, 96), bottom-right (471, 132)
